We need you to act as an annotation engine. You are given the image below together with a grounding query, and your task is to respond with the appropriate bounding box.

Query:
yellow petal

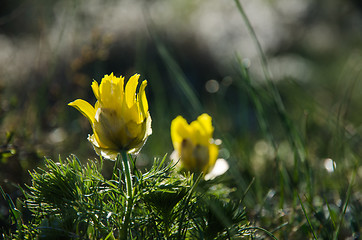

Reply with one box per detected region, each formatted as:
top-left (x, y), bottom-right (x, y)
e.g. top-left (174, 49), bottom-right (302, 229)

top-left (91, 80), bottom-right (100, 100)
top-left (118, 75), bottom-right (125, 107)
top-left (190, 113), bottom-right (213, 145)
top-left (206, 143), bottom-right (219, 173)
top-left (128, 104), bottom-right (141, 123)
top-left (99, 74), bottom-right (113, 107)
top-left (125, 74), bottom-right (140, 109)
top-left (138, 80), bottom-right (148, 118)
top-left (125, 121), bottom-right (142, 139)
top-left (195, 113), bottom-right (214, 137)
top-left (68, 99), bottom-right (96, 125)
top-left (88, 134), bottom-right (119, 161)
top-left (93, 108), bottom-right (121, 150)
top-left (171, 116), bottom-right (190, 151)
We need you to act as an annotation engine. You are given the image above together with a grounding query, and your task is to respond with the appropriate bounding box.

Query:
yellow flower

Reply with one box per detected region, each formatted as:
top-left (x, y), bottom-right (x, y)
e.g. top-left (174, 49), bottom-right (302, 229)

top-left (170, 114), bottom-right (219, 174)
top-left (69, 73), bottom-right (152, 159)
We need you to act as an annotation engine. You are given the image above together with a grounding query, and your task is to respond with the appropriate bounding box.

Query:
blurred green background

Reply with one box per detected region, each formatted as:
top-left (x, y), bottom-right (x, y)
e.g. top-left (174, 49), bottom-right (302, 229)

top-left (0, 0), bottom-right (361, 238)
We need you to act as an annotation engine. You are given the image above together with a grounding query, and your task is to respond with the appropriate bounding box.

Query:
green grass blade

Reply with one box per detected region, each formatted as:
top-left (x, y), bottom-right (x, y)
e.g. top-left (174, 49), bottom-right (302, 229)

top-left (149, 28), bottom-right (203, 115)
top-left (0, 186), bottom-right (22, 228)
top-left (297, 193), bottom-right (318, 239)
top-left (241, 226), bottom-right (279, 240)
top-left (333, 169), bottom-right (356, 240)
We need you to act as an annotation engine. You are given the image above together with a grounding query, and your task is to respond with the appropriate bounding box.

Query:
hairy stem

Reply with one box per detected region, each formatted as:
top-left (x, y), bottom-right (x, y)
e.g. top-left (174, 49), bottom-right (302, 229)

top-left (120, 152), bottom-right (134, 240)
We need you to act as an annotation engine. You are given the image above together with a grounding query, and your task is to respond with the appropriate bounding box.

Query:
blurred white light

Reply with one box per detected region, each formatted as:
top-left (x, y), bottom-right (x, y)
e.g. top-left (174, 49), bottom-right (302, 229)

top-left (358, 166), bottom-right (362, 178)
top-left (242, 58), bottom-right (251, 68)
top-left (254, 140), bottom-right (268, 155)
top-left (205, 158), bottom-right (229, 180)
top-left (221, 76), bottom-right (233, 86)
top-left (205, 79), bottom-right (219, 93)
top-left (48, 128), bottom-right (67, 144)
top-left (214, 139), bottom-right (222, 145)
top-left (324, 158), bottom-right (336, 173)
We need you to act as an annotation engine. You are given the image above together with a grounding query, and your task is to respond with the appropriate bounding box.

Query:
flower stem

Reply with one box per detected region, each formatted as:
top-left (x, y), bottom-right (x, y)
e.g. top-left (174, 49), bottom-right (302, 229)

top-left (164, 217), bottom-right (170, 239)
top-left (120, 151), bottom-right (133, 240)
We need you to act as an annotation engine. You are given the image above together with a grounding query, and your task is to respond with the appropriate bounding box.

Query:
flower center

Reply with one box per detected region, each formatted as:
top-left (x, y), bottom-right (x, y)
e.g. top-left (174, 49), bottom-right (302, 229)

top-left (181, 139), bottom-right (209, 172)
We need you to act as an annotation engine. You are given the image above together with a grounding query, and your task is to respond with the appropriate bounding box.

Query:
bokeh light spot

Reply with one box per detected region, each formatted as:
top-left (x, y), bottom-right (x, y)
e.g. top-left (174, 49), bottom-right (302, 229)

top-left (324, 158), bottom-right (336, 173)
top-left (205, 79), bottom-right (219, 93)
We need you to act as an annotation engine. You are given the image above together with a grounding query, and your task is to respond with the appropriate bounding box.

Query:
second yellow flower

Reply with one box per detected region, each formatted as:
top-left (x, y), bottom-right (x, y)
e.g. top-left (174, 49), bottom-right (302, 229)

top-left (170, 114), bottom-right (218, 175)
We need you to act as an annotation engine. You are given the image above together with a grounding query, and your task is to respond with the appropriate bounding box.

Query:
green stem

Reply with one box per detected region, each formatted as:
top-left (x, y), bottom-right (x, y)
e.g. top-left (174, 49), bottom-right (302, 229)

top-left (120, 151), bottom-right (134, 240)
top-left (164, 215), bottom-right (170, 239)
